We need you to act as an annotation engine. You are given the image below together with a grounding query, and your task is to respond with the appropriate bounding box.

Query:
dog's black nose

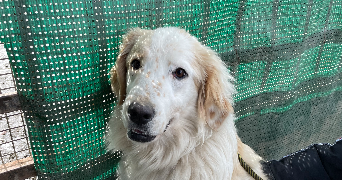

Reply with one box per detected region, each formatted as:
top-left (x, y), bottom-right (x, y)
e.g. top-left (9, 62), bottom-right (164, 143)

top-left (128, 102), bottom-right (155, 125)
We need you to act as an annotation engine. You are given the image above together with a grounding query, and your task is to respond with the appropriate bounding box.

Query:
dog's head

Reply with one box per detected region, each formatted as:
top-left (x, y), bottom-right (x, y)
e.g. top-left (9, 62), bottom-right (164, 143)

top-left (110, 27), bottom-right (235, 144)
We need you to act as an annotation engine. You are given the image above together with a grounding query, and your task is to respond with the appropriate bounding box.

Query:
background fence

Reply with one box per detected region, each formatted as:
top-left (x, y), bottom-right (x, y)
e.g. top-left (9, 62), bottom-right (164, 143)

top-left (0, 43), bottom-right (36, 179)
top-left (0, 0), bottom-right (341, 179)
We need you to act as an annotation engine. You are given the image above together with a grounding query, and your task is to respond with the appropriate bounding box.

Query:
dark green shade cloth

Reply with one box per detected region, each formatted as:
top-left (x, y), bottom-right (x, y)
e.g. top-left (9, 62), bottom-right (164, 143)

top-left (0, 0), bottom-right (341, 179)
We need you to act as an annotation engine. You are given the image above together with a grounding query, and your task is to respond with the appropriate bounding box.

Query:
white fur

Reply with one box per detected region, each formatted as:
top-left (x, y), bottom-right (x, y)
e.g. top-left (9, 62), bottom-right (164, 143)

top-left (106, 27), bottom-right (267, 180)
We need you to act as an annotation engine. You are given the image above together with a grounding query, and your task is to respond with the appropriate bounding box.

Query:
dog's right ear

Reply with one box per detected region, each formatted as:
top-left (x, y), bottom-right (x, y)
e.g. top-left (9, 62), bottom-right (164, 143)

top-left (196, 45), bottom-right (236, 130)
top-left (110, 28), bottom-right (146, 105)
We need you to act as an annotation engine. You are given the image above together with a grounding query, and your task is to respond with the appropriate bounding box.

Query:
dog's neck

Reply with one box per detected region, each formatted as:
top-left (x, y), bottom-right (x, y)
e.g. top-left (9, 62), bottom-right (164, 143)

top-left (233, 137), bottom-right (268, 180)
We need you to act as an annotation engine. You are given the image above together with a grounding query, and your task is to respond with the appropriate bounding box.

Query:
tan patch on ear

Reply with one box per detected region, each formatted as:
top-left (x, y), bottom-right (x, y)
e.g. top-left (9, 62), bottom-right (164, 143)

top-left (209, 110), bottom-right (215, 119)
top-left (204, 69), bottom-right (234, 130)
top-left (110, 66), bottom-right (119, 95)
top-left (110, 54), bottom-right (127, 105)
top-left (197, 83), bottom-right (206, 123)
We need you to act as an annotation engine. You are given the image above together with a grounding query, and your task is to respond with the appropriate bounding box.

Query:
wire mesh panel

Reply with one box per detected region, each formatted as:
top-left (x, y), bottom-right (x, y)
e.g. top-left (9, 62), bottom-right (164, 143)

top-left (0, 111), bottom-right (31, 165)
top-left (0, 44), bottom-right (16, 94)
top-left (0, 43), bottom-right (33, 174)
top-left (0, 0), bottom-right (341, 179)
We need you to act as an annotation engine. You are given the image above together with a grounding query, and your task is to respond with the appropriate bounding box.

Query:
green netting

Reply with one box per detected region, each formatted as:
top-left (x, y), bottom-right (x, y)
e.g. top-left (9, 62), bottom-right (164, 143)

top-left (0, 0), bottom-right (341, 179)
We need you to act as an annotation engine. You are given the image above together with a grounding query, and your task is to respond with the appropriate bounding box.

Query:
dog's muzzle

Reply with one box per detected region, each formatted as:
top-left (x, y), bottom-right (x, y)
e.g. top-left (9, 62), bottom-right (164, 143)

top-left (127, 102), bottom-right (156, 142)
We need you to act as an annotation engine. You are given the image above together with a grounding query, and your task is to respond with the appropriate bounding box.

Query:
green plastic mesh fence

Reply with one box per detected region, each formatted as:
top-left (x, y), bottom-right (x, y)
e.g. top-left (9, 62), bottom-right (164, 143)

top-left (0, 0), bottom-right (341, 179)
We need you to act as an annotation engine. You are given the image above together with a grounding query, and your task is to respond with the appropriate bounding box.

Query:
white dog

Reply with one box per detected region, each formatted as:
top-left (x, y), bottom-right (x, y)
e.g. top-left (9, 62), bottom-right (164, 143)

top-left (106, 27), bottom-right (268, 180)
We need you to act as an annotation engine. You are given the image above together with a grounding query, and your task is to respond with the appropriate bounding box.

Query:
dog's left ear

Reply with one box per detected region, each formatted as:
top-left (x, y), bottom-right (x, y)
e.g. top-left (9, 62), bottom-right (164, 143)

top-left (197, 46), bottom-right (235, 130)
top-left (110, 28), bottom-right (148, 105)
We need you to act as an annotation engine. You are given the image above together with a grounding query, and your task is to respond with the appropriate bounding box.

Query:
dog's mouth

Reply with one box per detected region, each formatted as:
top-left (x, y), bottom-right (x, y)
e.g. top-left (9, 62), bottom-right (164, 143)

top-left (128, 118), bottom-right (173, 143)
top-left (128, 128), bottom-right (156, 143)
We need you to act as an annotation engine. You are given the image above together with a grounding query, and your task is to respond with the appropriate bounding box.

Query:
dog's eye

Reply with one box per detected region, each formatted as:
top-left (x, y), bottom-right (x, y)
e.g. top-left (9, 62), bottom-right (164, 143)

top-left (173, 68), bottom-right (188, 80)
top-left (131, 59), bottom-right (141, 70)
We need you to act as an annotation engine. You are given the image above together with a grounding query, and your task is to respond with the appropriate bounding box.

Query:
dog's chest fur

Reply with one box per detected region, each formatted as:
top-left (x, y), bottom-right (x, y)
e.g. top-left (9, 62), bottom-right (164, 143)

top-left (115, 114), bottom-right (238, 180)
top-left (109, 111), bottom-right (258, 180)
